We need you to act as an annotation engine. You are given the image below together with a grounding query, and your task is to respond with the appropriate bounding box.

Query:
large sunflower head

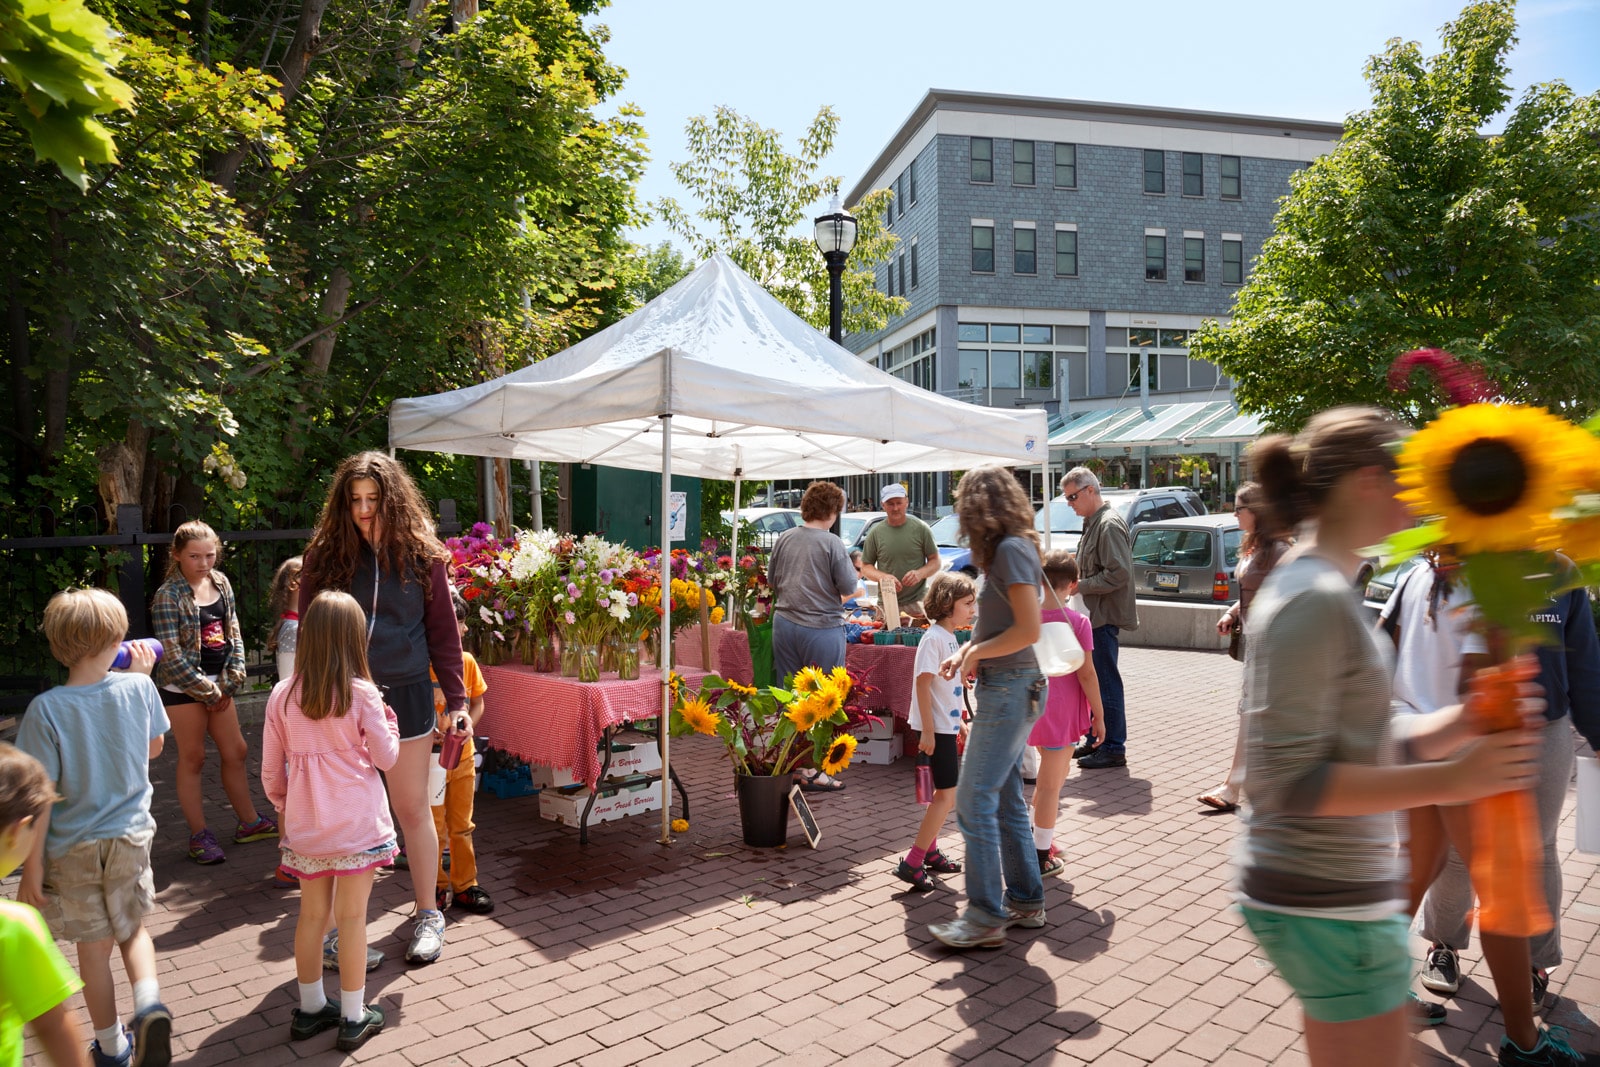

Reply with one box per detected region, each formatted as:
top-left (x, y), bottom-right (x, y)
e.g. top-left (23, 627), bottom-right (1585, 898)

top-left (791, 666), bottom-right (827, 695)
top-left (784, 693), bottom-right (832, 732)
top-left (826, 665), bottom-right (852, 694)
top-left (678, 695), bottom-right (721, 735)
top-left (1396, 403), bottom-right (1598, 555)
top-left (820, 733), bottom-right (857, 776)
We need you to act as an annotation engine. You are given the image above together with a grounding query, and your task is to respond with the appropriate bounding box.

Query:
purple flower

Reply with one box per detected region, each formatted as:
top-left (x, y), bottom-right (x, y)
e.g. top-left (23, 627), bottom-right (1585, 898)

top-left (470, 522), bottom-right (493, 538)
top-left (564, 611), bottom-right (576, 625)
top-left (599, 569), bottom-right (613, 583)
top-left (626, 593), bottom-right (638, 607)
top-left (566, 583), bottom-right (579, 598)
top-left (574, 559), bottom-right (586, 571)
top-left (598, 598), bottom-right (610, 608)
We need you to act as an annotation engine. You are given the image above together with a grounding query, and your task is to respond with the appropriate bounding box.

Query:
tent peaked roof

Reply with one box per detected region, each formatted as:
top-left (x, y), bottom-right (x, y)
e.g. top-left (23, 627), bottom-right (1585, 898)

top-left (389, 253), bottom-right (1047, 480)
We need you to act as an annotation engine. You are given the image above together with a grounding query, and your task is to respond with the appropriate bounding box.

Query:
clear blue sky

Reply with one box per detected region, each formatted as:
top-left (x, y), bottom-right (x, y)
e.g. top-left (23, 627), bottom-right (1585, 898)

top-left (591, 0), bottom-right (1600, 248)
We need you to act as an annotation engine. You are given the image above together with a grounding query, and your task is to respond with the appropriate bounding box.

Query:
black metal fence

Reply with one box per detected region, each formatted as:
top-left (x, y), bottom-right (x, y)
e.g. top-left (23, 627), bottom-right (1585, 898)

top-left (0, 500), bottom-right (459, 711)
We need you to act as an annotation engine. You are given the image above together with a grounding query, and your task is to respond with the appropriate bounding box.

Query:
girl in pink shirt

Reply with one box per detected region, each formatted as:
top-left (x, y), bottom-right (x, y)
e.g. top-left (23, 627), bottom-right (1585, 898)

top-left (262, 591), bottom-right (399, 1052)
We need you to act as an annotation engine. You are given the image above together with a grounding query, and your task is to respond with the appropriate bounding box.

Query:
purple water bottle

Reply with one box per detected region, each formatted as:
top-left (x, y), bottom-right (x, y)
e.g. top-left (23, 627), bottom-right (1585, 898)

top-left (915, 753), bottom-right (933, 806)
top-left (112, 638), bottom-right (164, 670)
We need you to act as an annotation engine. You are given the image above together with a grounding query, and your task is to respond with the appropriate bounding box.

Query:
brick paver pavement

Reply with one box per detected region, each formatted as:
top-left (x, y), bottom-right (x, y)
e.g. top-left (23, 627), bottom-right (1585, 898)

top-left (14, 646), bottom-right (1600, 1065)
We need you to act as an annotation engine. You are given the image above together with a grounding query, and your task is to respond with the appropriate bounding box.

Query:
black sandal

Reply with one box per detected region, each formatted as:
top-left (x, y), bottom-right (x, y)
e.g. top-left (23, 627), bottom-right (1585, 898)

top-left (894, 860), bottom-right (935, 891)
top-left (924, 848), bottom-right (962, 874)
top-left (796, 769), bottom-right (846, 792)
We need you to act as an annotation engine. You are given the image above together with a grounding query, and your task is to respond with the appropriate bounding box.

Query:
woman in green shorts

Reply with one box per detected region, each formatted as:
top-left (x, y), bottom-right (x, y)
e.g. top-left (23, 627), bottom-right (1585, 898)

top-left (1238, 407), bottom-right (1543, 1067)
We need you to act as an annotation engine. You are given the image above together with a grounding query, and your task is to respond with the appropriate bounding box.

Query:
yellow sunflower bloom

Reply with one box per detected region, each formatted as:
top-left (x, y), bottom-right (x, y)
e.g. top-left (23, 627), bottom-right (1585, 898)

top-left (785, 693), bottom-right (832, 731)
top-left (791, 666), bottom-right (827, 695)
top-left (678, 695), bottom-right (722, 735)
top-left (725, 680), bottom-right (758, 697)
top-left (827, 665), bottom-right (852, 692)
top-left (820, 733), bottom-right (857, 776)
top-left (1396, 403), bottom-right (1597, 555)
top-left (671, 818), bottom-right (690, 833)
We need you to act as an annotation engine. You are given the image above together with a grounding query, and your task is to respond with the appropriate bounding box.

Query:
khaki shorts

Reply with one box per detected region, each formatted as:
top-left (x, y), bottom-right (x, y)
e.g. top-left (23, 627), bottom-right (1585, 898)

top-left (39, 828), bottom-right (156, 944)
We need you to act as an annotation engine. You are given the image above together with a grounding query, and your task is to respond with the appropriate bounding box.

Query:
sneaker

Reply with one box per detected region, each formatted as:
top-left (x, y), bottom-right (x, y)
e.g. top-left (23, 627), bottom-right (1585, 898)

top-left (272, 865), bottom-right (299, 889)
top-left (1071, 738), bottom-right (1099, 759)
top-left (1040, 854), bottom-right (1068, 877)
top-left (405, 908), bottom-right (446, 964)
top-left (130, 1002), bottom-right (172, 1067)
top-left (322, 930), bottom-right (384, 973)
top-left (1076, 748), bottom-right (1126, 769)
top-left (1534, 967), bottom-right (1551, 1012)
top-left (232, 815), bottom-right (279, 843)
top-left (894, 860), bottom-right (935, 892)
top-left (452, 886), bottom-right (495, 915)
top-left (335, 1005), bottom-right (384, 1052)
top-left (187, 828), bottom-right (225, 865)
top-left (1004, 902), bottom-right (1047, 929)
top-left (89, 1029), bottom-right (132, 1067)
top-left (924, 848), bottom-right (962, 874)
top-left (1409, 992), bottom-right (1446, 1027)
top-left (1421, 942), bottom-right (1461, 995)
top-left (1498, 1025), bottom-right (1587, 1066)
top-left (929, 915), bottom-right (1007, 949)
top-left (289, 1002), bottom-right (341, 1041)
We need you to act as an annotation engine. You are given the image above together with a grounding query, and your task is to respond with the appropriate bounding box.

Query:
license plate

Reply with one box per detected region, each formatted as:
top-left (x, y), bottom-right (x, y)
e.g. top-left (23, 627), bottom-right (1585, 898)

top-left (1155, 572), bottom-right (1180, 591)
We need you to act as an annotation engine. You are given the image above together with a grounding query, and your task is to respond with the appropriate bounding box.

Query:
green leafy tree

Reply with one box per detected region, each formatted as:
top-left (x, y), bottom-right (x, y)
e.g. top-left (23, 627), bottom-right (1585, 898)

top-left (0, 0), bottom-right (133, 188)
top-left (654, 105), bottom-right (903, 334)
top-left (1189, 1), bottom-right (1600, 431)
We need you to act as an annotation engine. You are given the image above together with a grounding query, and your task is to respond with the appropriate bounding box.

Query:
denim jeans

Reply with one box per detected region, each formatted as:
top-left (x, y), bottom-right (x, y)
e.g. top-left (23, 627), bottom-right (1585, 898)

top-left (1092, 625), bottom-right (1126, 753)
top-left (956, 664), bottom-right (1046, 925)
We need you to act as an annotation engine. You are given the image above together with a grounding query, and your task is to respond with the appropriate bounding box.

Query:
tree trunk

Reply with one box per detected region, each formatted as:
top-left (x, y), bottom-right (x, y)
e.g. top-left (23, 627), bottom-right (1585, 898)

top-left (42, 209), bottom-right (73, 470)
top-left (287, 264), bottom-right (352, 461)
top-left (96, 421), bottom-right (150, 532)
top-left (5, 266), bottom-right (35, 483)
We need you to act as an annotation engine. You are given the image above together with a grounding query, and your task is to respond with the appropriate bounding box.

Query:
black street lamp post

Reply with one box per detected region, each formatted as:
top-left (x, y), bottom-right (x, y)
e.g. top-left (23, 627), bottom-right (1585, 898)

top-left (812, 194), bottom-right (858, 345)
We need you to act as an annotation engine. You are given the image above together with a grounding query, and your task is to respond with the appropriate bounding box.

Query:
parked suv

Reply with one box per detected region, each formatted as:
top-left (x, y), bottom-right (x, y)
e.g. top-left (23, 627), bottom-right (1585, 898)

top-left (1130, 513), bottom-right (1242, 603)
top-left (1034, 486), bottom-right (1208, 554)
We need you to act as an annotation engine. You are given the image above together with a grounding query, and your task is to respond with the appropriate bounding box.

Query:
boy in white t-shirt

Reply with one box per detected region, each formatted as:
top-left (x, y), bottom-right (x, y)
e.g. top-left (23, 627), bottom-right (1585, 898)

top-left (894, 572), bottom-right (978, 891)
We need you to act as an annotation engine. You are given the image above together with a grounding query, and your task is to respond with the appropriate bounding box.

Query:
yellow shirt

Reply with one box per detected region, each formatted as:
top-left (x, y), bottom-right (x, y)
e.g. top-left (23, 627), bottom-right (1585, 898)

top-left (431, 652), bottom-right (487, 732)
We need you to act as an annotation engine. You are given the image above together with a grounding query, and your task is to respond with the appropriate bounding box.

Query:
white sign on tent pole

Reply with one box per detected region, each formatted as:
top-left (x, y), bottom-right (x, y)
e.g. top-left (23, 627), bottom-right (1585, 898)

top-left (667, 492), bottom-right (687, 542)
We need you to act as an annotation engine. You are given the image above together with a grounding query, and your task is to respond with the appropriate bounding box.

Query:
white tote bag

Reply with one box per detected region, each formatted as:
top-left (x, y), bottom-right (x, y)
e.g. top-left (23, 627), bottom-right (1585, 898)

top-left (1031, 582), bottom-right (1084, 676)
top-left (1577, 755), bottom-right (1600, 855)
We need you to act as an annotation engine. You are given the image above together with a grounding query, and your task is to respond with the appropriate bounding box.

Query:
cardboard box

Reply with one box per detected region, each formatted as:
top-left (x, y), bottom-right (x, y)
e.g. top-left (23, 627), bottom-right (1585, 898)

top-left (539, 780), bottom-right (662, 828)
top-left (528, 737), bottom-right (663, 789)
top-left (857, 734), bottom-right (903, 765)
top-left (851, 716), bottom-right (895, 741)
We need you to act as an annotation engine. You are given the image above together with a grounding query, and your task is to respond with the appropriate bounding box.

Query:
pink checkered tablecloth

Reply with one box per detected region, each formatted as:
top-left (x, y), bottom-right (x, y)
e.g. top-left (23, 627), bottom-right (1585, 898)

top-left (673, 623), bottom-right (754, 686)
top-left (477, 664), bottom-right (708, 788)
top-left (846, 643), bottom-right (918, 722)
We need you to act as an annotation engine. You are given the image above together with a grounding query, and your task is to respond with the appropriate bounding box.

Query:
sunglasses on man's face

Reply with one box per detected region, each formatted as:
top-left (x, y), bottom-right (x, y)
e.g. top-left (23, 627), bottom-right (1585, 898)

top-left (1065, 486), bottom-right (1093, 504)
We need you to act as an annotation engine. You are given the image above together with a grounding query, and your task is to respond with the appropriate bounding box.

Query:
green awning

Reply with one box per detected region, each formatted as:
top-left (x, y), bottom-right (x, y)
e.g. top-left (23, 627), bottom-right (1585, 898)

top-left (1047, 401), bottom-right (1268, 452)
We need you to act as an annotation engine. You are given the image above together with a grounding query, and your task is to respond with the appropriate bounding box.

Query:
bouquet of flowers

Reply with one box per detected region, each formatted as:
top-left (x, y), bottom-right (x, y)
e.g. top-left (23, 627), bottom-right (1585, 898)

top-left (669, 666), bottom-right (866, 777)
top-left (1383, 348), bottom-right (1600, 938)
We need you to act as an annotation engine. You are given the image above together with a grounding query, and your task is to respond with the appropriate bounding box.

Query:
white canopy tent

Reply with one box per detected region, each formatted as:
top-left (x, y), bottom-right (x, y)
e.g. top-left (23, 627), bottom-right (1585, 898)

top-left (390, 253), bottom-right (1048, 843)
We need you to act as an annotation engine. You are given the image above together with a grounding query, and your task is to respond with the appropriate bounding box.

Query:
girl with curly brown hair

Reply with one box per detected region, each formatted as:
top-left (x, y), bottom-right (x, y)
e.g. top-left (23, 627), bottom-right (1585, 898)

top-left (299, 452), bottom-right (466, 967)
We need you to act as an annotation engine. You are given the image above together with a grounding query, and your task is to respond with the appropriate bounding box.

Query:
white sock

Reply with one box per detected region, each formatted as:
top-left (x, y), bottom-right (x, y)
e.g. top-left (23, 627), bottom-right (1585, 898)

top-left (1032, 825), bottom-right (1054, 851)
top-left (299, 981), bottom-right (327, 1014)
top-left (341, 987), bottom-right (366, 1023)
top-left (133, 978), bottom-right (161, 1014)
top-left (95, 1022), bottom-right (128, 1056)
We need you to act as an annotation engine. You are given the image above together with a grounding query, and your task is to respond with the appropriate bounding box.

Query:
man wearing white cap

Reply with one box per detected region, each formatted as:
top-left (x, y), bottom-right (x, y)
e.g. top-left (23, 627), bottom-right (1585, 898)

top-left (861, 483), bottom-right (940, 614)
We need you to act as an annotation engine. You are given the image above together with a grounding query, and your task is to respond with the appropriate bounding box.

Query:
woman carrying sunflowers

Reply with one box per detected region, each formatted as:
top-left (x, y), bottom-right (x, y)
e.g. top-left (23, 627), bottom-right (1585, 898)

top-left (1235, 407), bottom-right (1544, 1067)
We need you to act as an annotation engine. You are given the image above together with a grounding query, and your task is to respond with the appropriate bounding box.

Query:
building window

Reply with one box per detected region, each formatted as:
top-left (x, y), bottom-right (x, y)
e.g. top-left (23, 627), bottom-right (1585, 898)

top-left (896, 173), bottom-right (905, 218)
top-left (1013, 226), bottom-right (1036, 274)
top-left (885, 196), bottom-right (893, 228)
top-left (1013, 140), bottom-right (1034, 186)
top-left (1055, 227), bottom-right (1077, 277)
top-left (909, 159), bottom-right (918, 205)
top-left (1182, 152), bottom-right (1203, 197)
top-left (1143, 149), bottom-right (1164, 194)
top-left (991, 350), bottom-right (1021, 389)
top-left (971, 137), bottom-right (993, 183)
top-left (1145, 234), bottom-right (1166, 280)
top-left (1221, 156), bottom-right (1241, 199)
top-left (897, 252), bottom-right (907, 295)
top-left (958, 349), bottom-right (988, 389)
top-left (1054, 143), bottom-right (1076, 188)
top-left (909, 241), bottom-right (919, 288)
top-left (1128, 352), bottom-right (1159, 390)
top-left (1222, 236), bottom-right (1243, 284)
top-left (971, 225), bottom-right (994, 272)
top-left (1184, 236), bottom-right (1205, 282)
top-left (1024, 351), bottom-right (1053, 391)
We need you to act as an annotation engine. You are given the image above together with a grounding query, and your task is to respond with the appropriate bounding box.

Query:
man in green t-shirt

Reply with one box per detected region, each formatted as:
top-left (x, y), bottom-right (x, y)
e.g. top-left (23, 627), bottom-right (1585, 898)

top-left (861, 483), bottom-right (941, 613)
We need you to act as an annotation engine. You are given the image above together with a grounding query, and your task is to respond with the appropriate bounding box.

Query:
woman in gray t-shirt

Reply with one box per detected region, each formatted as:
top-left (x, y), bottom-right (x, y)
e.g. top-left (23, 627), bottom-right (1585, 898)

top-left (927, 466), bottom-right (1048, 950)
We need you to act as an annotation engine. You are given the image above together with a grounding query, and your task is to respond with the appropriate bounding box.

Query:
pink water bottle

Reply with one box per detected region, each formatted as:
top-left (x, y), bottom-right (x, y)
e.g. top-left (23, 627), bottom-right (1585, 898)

top-left (438, 717), bottom-right (468, 770)
top-left (915, 754), bottom-right (934, 806)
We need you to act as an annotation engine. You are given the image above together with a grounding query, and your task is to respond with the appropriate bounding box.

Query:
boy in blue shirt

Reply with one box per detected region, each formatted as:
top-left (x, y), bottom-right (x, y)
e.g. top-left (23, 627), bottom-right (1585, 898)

top-left (15, 589), bottom-right (173, 1067)
top-left (1, 742), bottom-right (88, 1067)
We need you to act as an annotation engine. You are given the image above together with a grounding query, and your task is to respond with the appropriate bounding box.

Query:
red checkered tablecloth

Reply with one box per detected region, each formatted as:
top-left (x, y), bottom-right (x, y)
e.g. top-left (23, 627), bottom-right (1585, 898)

top-left (477, 664), bottom-right (708, 788)
top-left (673, 623), bottom-right (754, 686)
top-left (846, 643), bottom-right (918, 722)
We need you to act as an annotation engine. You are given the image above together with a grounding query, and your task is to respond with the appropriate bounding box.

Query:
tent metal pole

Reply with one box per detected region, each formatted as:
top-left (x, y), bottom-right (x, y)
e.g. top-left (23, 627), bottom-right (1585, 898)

top-left (529, 460), bottom-right (542, 529)
top-left (1041, 458), bottom-right (1050, 552)
top-left (659, 413), bottom-right (674, 845)
top-left (730, 456), bottom-right (743, 618)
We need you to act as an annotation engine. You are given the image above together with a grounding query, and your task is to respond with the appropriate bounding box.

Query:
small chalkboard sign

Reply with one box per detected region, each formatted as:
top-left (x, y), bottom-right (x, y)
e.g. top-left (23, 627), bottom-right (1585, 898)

top-left (789, 785), bottom-right (821, 849)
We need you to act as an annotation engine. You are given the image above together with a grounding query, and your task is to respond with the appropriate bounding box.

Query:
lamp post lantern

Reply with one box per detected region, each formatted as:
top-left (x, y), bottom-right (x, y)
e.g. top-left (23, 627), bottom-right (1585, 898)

top-left (813, 194), bottom-right (857, 345)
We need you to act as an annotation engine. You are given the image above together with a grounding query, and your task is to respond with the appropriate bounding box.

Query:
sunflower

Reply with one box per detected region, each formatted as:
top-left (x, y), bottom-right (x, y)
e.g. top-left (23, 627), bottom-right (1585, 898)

top-left (725, 680), bottom-right (758, 697)
top-left (791, 666), bottom-right (827, 695)
top-left (826, 665), bottom-right (852, 692)
top-left (820, 733), bottom-right (857, 776)
top-left (677, 695), bottom-right (722, 735)
top-left (1396, 403), bottom-right (1598, 555)
top-left (785, 693), bottom-right (832, 731)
